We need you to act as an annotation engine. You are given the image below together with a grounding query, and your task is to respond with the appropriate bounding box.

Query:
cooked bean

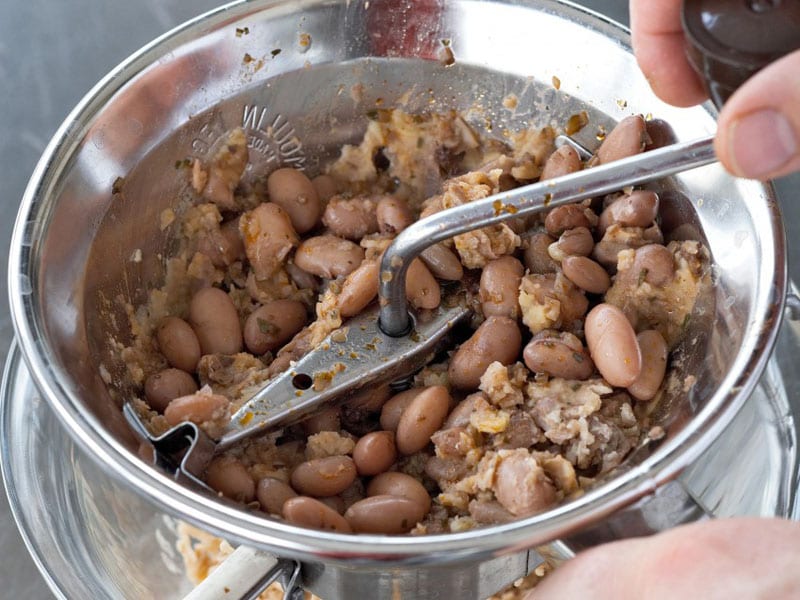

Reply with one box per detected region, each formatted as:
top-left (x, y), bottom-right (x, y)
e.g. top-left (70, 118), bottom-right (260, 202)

top-left (206, 457), bottom-right (255, 503)
top-left (322, 197), bottom-right (379, 240)
top-left (540, 144), bottom-right (582, 180)
top-left (366, 472), bottom-right (432, 514)
top-left (294, 235), bottom-right (365, 279)
top-left (338, 259), bottom-right (379, 318)
top-left (493, 452), bottom-right (556, 516)
top-left (380, 388), bottom-right (423, 432)
top-left (480, 256), bottom-right (524, 318)
top-left (524, 232), bottom-right (557, 274)
top-left (523, 332), bottom-right (594, 380)
top-left (585, 303), bottom-right (642, 387)
top-left (285, 261), bottom-right (319, 292)
top-left (598, 190), bottom-right (659, 235)
top-left (267, 167), bottom-right (322, 234)
top-left (302, 406), bottom-right (341, 435)
top-left (396, 385), bottom-right (451, 455)
top-left (344, 495), bottom-right (427, 533)
top-left (189, 287), bottom-right (242, 355)
top-left (549, 227), bottom-right (593, 261)
top-left (444, 393), bottom-right (483, 428)
top-left (353, 431), bottom-right (397, 475)
top-left (632, 244), bottom-right (675, 286)
top-left (319, 495), bottom-right (347, 514)
top-left (346, 383), bottom-right (392, 413)
top-left (144, 368), bottom-right (198, 413)
top-left (311, 174), bottom-right (340, 202)
top-left (156, 316), bottom-right (201, 373)
top-left (545, 204), bottom-right (594, 236)
top-left (561, 255), bottom-right (611, 294)
top-left (449, 317), bottom-right (522, 390)
top-left (627, 330), bottom-right (668, 401)
top-left (282, 496), bottom-right (352, 532)
top-left (376, 196), bottom-right (413, 234)
top-left (243, 300), bottom-right (308, 354)
top-left (420, 243), bottom-right (464, 280)
top-left (164, 390), bottom-right (229, 426)
top-left (197, 219), bottom-right (245, 268)
top-left (290, 456), bottom-right (357, 497)
top-left (257, 477), bottom-right (298, 515)
top-left (240, 202), bottom-right (299, 280)
top-left (405, 258), bottom-right (441, 310)
top-left (595, 115), bottom-right (648, 164)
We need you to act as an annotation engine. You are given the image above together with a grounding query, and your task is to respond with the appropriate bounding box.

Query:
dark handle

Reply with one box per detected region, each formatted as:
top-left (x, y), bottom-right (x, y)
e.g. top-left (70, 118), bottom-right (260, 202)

top-left (682, 0), bottom-right (800, 108)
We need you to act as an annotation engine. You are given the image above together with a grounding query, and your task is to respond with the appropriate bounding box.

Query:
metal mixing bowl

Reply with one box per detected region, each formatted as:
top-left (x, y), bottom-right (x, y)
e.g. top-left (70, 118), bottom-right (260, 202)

top-left (5, 0), bottom-right (790, 597)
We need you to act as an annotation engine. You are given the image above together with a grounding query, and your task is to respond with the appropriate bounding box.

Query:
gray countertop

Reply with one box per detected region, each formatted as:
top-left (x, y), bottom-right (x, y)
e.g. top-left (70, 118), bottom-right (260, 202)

top-left (1, 1), bottom-right (797, 597)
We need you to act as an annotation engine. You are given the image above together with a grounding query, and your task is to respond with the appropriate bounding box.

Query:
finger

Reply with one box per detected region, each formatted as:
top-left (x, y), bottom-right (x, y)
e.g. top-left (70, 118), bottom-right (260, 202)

top-left (715, 50), bottom-right (800, 180)
top-left (629, 0), bottom-right (707, 107)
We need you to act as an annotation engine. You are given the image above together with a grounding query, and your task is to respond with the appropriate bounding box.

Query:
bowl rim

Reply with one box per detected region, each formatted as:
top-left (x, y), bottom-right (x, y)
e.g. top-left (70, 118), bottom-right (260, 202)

top-left (7, 0), bottom-right (788, 564)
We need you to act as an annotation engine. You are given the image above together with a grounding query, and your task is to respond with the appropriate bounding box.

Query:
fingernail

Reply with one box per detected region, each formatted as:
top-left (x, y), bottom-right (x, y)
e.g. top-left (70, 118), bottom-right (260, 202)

top-left (729, 109), bottom-right (797, 179)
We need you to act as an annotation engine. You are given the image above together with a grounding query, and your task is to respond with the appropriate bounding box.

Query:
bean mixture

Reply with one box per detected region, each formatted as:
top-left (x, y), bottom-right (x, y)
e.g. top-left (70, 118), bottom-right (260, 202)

top-left (127, 109), bottom-right (709, 537)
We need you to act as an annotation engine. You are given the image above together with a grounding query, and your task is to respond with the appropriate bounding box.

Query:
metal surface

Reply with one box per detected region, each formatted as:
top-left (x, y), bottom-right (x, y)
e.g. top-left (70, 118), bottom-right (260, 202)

top-left (0, 1), bottom-right (798, 599)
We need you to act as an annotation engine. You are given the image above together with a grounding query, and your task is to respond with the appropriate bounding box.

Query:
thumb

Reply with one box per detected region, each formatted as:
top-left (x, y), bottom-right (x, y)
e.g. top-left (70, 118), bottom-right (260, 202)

top-left (715, 50), bottom-right (800, 181)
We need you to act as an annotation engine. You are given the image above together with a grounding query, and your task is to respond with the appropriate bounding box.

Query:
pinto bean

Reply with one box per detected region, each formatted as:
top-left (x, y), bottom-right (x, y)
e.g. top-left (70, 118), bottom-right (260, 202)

top-left (243, 300), bottom-right (308, 354)
top-left (188, 287), bottom-right (242, 355)
top-left (285, 261), bottom-right (320, 292)
top-left (598, 190), bottom-right (659, 235)
top-left (366, 472), bottom-right (432, 514)
top-left (240, 202), bottom-right (299, 280)
top-left (549, 227), bottom-right (594, 261)
top-left (405, 258), bottom-right (441, 310)
top-left (444, 392), bottom-right (483, 428)
top-left (376, 196), bottom-right (413, 234)
top-left (302, 406), bottom-right (341, 435)
top-left (294, 235), bottom-right (365, 279)
top-left (540, 144), bottom-right (582, 181)
top-left (632, 244), bottom-right (675, 286)
top-left (561, 255), bottom-right (611, 294)
top-left (493, 452), bottom-right (556, 516)
top-left (266, 167), bottom-right (322, 234)
top-left (290, 456), bottom-right (357, 497)
top-left (256, 477), bottom-right (298, 515)
top-left (395, 385), bottom-right (451, 455)
top-left (627, 330), bottom-right (669, 401)
top-left (585, 303), bottom-right (642, 387)
top-left (420, 243), bottom-right (464, 280)
top-left (346, 383), bottom-right (392, 413)
top-left (545, 204), bottom-right (594, 236)
top-left (282, 496), bottom-right (352, 532)
top-left (338, 259), bottom-right (379, 318)
top-left (156, 317), bottom-right (202, 373)
top-left (163, 389), bottom-right (229, 426)
top-left (205, 457), bottom-right (255, 503)
top-left (595, 115), bottom-right (648, 164)
top-left (311, 174), bottom-right (340, 202)
top-left (523, 331), bottom-right (594, 380)
top-left (524, 232), bottom-right (558, 274)
top-left (322, 196), bottom-right (379, 240)
top-left (380, 388), bottom-right (423, 432)
top-left (344, 495), bottom-right (428, 533)
top-left (480, 256), bottom-right (524, 318)
top-left (449, 317), bottom-right (522, 390)
top-left (144, 368), bottom-right (198, 413)
top-left (353, 431), bottom-right (397, 475)
top-left (197, 219), bottom-right (245, 268)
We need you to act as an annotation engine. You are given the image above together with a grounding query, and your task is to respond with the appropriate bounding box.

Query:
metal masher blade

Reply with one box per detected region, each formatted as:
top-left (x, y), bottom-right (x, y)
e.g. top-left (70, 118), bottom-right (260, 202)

top-left (125, 134), bottom-right (717, 483)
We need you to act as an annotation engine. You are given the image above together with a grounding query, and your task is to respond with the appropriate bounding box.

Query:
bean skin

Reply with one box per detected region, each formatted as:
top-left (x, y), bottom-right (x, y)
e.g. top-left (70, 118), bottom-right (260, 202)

top-left (595, 115), bottom-right (648, 164)
top-left (164, 390), bottom-right (229, 426)
top-left (322, 197), bottom-right (379, 240)
top-left (523, 332), bottom-right (594, 380)
top-left (189, 287), bottom-right (243, 355)
top-left (243, 299), bottom-right (308, 354)
top-left (420, 243), bottom-right (464, 280)
top-left (585, 303), bottom-right (642, 387)
top-left (449, 317), bottom-right (522, 390)
top-left (205, 457), bottom-right (255, 503)
top-left (282, 496), bottom-right (352, 532)
top-left (627, 330), bottom-right (668, 401)
top-left (144, 368), bottom-right (198, 413)
top-left (353, 431), bottom-right (397, 475)
top-left (395, 385), bottom-right (451, 455)
top-left (405, 258), bottom-right (441, 310)
top-left (598, 190), bottom-right (659, 236)
top-left (376, 196), bottom-right (413, 234)
top-left (561, 255), bottom-right (611, 294)
top-left (257, 477), bottom-right (298, 515)
top-left (338, 259), bottom-right (379, 318)
top-left (380, 388), bottom-right (423, 432)
top-left (294, 235), bottom-right (365, 279)
top-left (540, 144), bottom-right (582, 181)
top-left (267, 168), bottom-right (322, 234)
top-left (290, 456), bottom-right (357, 497)
top-left (344, 495), bottom-right (428, 533)
top-left (366, 472), bottom-right (432, 514)
top-left (480, 256), bottom-right (524, 318)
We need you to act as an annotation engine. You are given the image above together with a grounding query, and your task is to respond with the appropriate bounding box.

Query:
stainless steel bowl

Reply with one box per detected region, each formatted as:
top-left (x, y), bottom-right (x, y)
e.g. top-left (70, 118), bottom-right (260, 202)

top-left (5, 0), bottom-right (791, 597)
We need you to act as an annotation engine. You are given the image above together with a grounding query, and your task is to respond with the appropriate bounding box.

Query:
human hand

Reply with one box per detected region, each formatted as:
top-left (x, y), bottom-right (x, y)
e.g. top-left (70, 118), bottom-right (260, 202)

top-left (630, 0), bottom-right (800, 180)
top-left (523, 517), bottom-right (800, 599)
